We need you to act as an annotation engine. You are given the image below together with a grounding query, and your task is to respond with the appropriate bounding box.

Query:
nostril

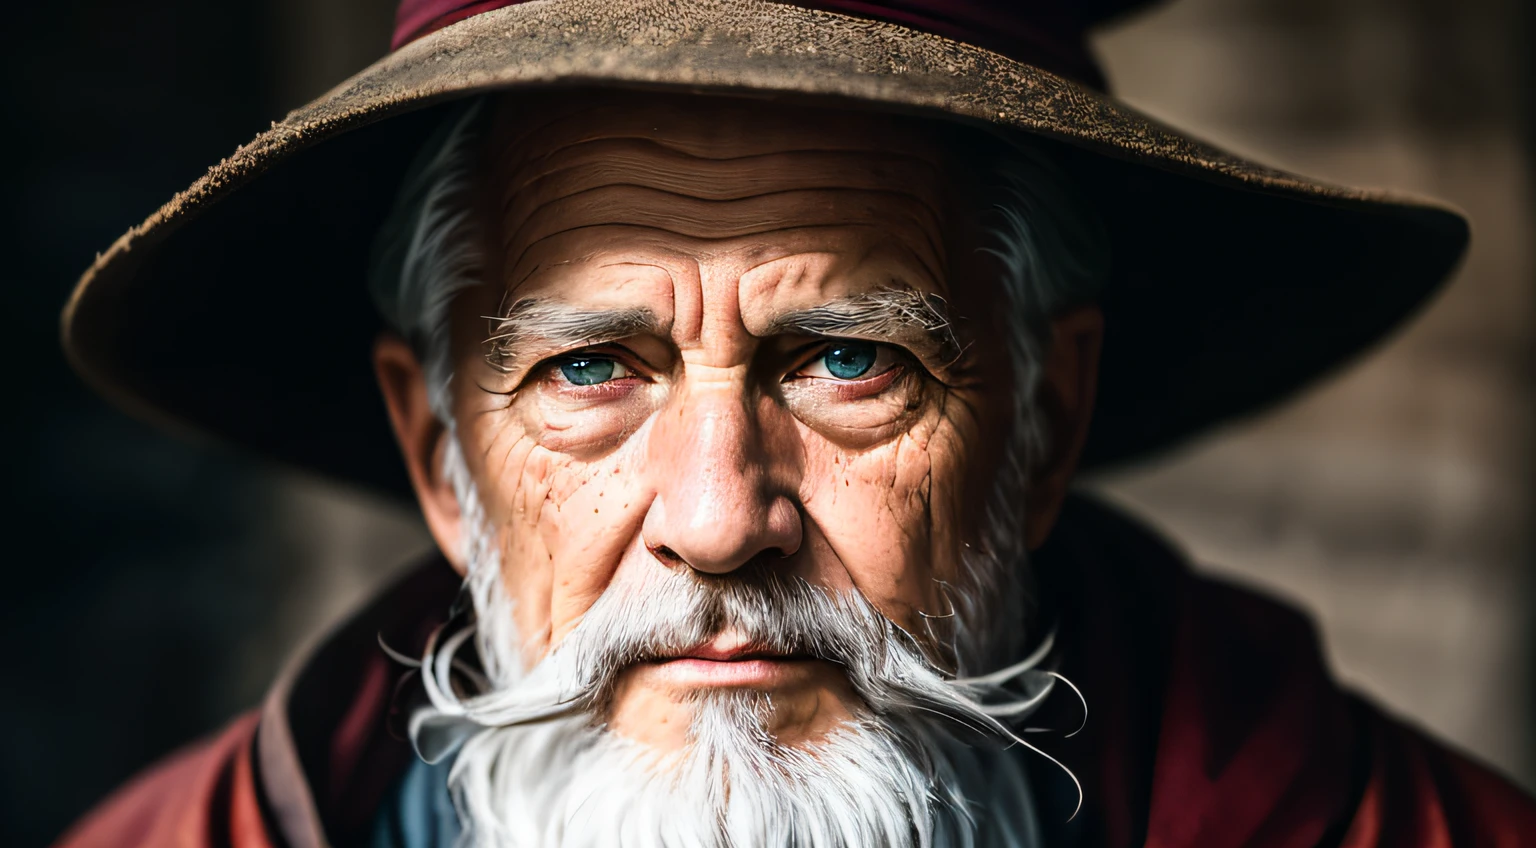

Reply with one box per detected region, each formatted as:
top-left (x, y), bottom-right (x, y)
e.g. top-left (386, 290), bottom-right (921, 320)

top-left (648, 543), bottom-right (685, 566)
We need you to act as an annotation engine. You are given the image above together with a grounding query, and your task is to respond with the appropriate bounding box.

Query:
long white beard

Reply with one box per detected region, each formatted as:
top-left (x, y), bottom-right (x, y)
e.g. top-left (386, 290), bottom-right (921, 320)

top-left (414, 436), bottom-right (1057, 848)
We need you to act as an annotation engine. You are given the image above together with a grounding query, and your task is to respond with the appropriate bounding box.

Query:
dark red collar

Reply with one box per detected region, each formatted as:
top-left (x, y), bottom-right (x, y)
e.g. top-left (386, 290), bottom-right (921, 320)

top-left (1030, 497), bottom-right (1361, 845)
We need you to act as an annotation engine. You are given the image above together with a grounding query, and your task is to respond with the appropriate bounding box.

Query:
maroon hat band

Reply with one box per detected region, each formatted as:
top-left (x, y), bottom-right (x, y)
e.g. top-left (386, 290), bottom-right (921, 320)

top-left (391, 0), bottom-right (1108, 90)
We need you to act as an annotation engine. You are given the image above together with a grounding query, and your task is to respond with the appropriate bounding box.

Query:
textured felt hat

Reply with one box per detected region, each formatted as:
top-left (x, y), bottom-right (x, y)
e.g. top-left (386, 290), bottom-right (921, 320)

top-left (62, 0), bottom-right (1469, 495)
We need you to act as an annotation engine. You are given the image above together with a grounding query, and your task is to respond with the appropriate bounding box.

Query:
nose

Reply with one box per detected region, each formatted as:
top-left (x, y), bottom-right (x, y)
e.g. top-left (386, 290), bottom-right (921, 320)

top-left (642, 387), bottom-right (802, 574)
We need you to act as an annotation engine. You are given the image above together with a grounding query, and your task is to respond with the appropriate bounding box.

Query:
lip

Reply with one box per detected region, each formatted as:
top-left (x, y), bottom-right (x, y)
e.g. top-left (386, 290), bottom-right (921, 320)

top-left (648, 656), bottom-right (817, 687)
top-left (682, 642), bottom-right (783, 662)
top-left (642, 636), bottom-right (821, 687)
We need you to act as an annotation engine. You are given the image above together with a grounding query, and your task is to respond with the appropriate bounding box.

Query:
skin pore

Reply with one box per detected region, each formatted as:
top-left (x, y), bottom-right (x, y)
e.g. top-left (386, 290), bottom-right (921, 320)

top-left (375, 90), bottom-right (1102, 754)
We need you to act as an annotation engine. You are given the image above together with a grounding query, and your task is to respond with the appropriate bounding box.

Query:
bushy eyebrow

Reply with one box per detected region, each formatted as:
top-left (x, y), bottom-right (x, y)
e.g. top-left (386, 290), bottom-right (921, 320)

top-left (483, 289), bottom-right (962, 375)
top-left (484, 297), bottom-right (662, 374)
top-left (764, 289), bottom-right (963, 365)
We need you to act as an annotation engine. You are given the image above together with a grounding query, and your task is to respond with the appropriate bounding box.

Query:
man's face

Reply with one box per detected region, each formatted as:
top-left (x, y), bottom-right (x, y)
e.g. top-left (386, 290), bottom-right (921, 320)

top-left (435, 91), bottom-right (1005, 751)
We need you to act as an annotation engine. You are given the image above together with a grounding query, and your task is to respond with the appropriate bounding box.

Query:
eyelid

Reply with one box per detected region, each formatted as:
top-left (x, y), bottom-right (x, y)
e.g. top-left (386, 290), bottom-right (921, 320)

top-left (789, 340), bottom-right (908, 381)
top-left (526, 343), bottom-right (655, 388)
top-left (783, 337), bottom-right (885, 369)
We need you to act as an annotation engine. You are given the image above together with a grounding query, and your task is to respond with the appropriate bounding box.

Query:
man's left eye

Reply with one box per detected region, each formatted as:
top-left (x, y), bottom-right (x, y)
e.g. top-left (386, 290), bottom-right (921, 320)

top-left (557, 357), bottom-right (632, 386)
top-left (796, 341), bottom-right (896, 381)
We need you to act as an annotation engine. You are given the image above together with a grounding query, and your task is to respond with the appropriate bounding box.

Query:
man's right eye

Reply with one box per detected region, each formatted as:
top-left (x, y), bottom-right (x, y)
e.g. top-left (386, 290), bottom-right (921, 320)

top-left (556, 357), bottom-right (632, 386)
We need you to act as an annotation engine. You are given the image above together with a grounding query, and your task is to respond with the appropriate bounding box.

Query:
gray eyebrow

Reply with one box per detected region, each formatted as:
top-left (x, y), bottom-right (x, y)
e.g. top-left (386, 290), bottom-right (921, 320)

top-left (765, 289), bottom-right (963, 364)
top-left (484, 297), bottom-right (662, 373)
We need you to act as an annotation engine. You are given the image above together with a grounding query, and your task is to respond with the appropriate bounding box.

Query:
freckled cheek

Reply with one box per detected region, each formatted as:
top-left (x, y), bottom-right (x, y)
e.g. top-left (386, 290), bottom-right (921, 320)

top-left (468, 431), bottom-right (557, 653)
top-left (799, 446), bottom-right (939, 631)
top-left (473, 420), bottom-right (656, 660)
top-left (914, 439), bottom-right (972, 593)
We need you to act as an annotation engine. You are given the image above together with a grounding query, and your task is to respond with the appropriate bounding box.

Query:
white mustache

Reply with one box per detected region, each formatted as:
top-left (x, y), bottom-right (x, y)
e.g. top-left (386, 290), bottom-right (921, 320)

top-left (411, 562), bottom-right (1079, 812)
top-left (414, 565), bottom-right (911, 751)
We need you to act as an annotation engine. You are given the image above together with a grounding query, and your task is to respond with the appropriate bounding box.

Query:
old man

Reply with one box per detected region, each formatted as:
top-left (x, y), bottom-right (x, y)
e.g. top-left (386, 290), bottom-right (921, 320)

top-left (56, 0), bottom-right (1536, 846)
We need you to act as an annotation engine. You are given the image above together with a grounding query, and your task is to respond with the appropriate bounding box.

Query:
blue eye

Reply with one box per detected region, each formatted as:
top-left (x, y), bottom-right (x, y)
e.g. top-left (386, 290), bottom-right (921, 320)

top-left (559, 358), bottom-right (627, 385)
top-left (821, 342), bottom-right (878, 380)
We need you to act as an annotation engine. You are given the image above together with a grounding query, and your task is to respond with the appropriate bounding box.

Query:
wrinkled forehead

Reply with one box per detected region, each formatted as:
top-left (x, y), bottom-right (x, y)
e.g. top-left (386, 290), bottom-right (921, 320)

top-left (480, 89), bottom-right (977, 299)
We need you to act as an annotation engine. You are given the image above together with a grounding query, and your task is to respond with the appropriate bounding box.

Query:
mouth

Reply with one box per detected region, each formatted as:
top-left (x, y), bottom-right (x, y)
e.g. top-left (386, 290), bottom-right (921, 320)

top-left (640, 635), bottom-right (822, 688)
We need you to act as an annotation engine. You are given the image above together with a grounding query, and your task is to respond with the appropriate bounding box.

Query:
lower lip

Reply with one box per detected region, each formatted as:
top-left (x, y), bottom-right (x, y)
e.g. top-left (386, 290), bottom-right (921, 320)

top-left (647, 657), bottom-right (816, 687)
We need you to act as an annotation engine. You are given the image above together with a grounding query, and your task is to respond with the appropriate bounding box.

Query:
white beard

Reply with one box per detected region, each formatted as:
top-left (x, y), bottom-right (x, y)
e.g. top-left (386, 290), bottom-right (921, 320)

top-left (413, 436), bottom-right (1057, 848)
top-left (446, 692), bottom-right (1042, 848)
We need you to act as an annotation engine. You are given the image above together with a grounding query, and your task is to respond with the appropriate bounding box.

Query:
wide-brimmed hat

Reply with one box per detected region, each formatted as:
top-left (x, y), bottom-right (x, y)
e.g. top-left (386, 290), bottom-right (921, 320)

top-left (62, 0), bottom-right (1468, 496)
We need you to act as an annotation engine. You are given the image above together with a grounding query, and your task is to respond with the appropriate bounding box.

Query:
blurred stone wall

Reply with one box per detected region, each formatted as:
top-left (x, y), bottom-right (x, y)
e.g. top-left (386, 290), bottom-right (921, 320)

top-left (1090, 0), bottom-right (1535, 787)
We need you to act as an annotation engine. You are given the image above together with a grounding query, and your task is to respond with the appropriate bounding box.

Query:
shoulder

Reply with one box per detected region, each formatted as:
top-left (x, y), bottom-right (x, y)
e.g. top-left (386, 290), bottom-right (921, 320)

top-left (1158, 529), bottom-right (1536, 844)
top-left (1055, 494), bottom-right (1536, 845)
top-left (1342, 704), bottom-right (1536, 847)
top-left (53, 712), bottom-right (275, 848)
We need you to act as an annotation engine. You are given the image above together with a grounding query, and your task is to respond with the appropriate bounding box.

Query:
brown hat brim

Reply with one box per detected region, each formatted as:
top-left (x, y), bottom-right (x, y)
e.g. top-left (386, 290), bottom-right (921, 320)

top-left (62, 0), bottom-right (1469, 495)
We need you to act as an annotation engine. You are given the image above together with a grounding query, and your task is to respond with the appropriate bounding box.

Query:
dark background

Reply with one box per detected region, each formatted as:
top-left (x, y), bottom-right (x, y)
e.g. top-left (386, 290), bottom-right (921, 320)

top-left (4, 3), bottom-right (406, 844)
top-left (4, 1), bottom-right (1534, 845)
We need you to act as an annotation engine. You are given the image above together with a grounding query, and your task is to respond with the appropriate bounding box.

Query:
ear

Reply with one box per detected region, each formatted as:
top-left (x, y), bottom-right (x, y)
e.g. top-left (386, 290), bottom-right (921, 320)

top-left (373, 334), bottom-right (467, 575)
top-left (1024, 306), bottom-right (1104, 550)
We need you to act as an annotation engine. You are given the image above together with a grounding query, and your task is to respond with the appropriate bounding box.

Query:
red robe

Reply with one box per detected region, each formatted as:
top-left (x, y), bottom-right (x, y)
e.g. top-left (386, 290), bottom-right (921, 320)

top-left (55, 497), bottom-right (1536, 847)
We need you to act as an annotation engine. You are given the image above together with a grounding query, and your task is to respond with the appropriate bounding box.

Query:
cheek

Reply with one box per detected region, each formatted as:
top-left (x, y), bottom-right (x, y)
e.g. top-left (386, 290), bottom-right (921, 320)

top-left (464, 412), bottom-right (654, 662)
top-left (798, 407), bottom-right (974, 632)
top-left (780, 369), bottom-right (926, 448)
top-left (524, 379), bottom-right (660, 457)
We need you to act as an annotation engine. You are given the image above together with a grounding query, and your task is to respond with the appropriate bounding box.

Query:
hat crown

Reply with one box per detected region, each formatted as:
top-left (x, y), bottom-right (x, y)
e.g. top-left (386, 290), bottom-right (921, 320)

top-left (391, 0), bottom-right (1154, 89)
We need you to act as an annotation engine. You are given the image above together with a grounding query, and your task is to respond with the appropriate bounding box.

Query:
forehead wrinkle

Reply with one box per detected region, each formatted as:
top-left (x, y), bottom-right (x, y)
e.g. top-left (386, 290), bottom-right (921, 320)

top-left (495, 143), bottom-right (948, 218)
top-left (500, 229), bottom-right (697, 296)
top-left (502, 249), bottom-right (681, 313)
top-left (500, 194), bottom-right (948, 283)
top-left (503, 187), bottom-right (940, 259)
top-left (738, 221), bottom-right (950, 298)
top-left (861, 212), bottom-right (948, 289)
top-left (502, 220), bottom-right (945, 301)
top-left (503, 245), bottom-right (612, 295)
top-left (487, 98), bottom-right (960, 307)
top-left (500, 187), bottom-right (948, 276)
top-left (493, 127), bottom-right (941, 163)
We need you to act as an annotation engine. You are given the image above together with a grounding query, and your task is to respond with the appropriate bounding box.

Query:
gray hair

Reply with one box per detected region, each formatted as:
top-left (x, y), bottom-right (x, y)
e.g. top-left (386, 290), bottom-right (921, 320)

top-left (368, 101), bottom-right (487, 421)
top-left (368, 99), bottom-right (1110, 668)
top-left (963, 146), bottom-right (1110, 668)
